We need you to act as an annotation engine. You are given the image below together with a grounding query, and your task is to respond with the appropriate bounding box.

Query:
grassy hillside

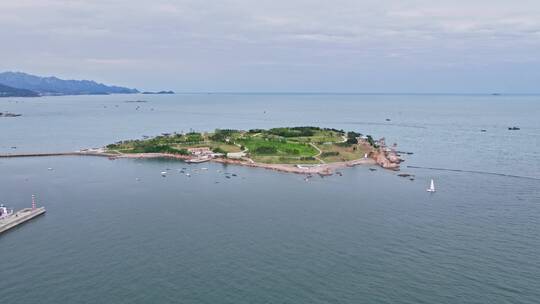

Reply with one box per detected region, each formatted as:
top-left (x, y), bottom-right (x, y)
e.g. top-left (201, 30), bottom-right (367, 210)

top-left (106, 127), bottom-right (374, 165)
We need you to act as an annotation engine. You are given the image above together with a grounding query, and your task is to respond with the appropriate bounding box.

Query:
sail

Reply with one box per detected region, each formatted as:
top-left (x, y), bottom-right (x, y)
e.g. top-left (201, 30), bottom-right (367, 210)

top-left (427, 179), bottom-right (436, 192)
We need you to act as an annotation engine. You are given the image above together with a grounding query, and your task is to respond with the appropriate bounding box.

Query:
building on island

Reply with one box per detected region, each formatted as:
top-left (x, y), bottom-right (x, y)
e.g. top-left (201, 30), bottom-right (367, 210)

top-left (226, 151), bottom-right (246, 159)
top-left (187, 147), bottom-right (212, 156)
top-left (186, 147), bottom-right (225, 162)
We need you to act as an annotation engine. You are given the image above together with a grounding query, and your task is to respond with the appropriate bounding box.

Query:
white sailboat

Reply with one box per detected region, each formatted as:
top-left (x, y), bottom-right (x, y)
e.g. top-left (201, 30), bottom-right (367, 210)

top-left (426, 179), bottom-right (436, 192)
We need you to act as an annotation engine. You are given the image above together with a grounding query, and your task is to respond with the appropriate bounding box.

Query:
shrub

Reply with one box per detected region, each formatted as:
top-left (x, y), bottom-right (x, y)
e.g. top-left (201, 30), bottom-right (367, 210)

top-left (346, 138), bottom-right (358, 144)
top-left (323, 128), bottom-right (345, 135)
top-left (185, 133), bottom-right (203, 143)
top-left (268, 127), bottom-right (318, 137)
top-left (175, 148), bottom-right (190, 155)
top-left (366, 135), bottom-right (378, 148)
top-left (283, 148), bottom-right (300, 155)
top-left (130, 144), bottom-right (189, 155)
top-left (254, 146), bottom-right (278, 154)
top-left (321, 151), bottom-right (339, 157)
top-left (248, 129), bottom-right (265, 133)
top-left (211, 129), bottom-right (240, 142)
top-left (212, 147), bottom-right (227, 154)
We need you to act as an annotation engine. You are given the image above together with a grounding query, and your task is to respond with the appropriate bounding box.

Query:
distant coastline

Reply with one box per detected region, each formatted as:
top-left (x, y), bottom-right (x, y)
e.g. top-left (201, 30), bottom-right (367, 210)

top-left (141, 90), bottom-right (175, 95)
top-left (0, 71), bottom-right (142, 97)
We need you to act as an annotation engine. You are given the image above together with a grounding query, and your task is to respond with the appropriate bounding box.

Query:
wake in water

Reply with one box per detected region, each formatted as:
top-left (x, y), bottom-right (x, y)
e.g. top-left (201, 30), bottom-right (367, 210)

top-left (407, 165), bottom-right (540, 181)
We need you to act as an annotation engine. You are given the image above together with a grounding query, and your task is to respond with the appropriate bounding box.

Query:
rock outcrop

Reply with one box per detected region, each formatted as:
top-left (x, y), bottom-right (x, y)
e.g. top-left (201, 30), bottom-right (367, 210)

top-left (370, 138), bottom-right (403, 170)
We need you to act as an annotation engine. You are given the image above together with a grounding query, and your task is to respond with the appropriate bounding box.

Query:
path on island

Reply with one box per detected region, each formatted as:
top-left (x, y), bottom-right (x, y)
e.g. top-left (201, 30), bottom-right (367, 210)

top-left (309, 135), bottom-right (348, 165)
top-left (309, 143), bottom-right (326, 164)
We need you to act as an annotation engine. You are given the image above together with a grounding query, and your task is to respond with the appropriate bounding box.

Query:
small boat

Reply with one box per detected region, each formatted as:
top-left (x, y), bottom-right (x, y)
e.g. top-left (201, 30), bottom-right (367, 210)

top-left (426, 179), bottom-right (436, 192)
top-left (161, 171), bottom-right (167, 176)
top-left (508, 126), bottom-right (520, 131)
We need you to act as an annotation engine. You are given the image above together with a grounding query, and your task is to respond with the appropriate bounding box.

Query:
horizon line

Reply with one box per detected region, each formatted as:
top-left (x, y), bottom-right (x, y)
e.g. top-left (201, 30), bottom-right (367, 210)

top-left (168, 92), bottom-right (540, 96)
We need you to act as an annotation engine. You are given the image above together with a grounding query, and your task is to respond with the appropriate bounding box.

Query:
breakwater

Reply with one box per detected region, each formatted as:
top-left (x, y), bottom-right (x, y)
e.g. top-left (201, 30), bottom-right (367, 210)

top-left (0, 152), bottom-right (115, 158)
top-left (0, 207), bottom-right (46, 235)
top-left (0, 152), bottom-right (81, 158)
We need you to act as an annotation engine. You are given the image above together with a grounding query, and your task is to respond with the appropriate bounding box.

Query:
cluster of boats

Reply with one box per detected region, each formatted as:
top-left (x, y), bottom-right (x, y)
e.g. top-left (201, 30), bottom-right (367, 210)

top-left (160, 167), bottom-right (209, 177)
top-left (157, 167), bottom-right (239, 181)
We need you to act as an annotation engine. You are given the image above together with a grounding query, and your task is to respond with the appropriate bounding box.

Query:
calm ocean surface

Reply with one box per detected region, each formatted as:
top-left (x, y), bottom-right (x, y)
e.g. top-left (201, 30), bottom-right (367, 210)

top-left (1, 94), bottom-right (539, 303)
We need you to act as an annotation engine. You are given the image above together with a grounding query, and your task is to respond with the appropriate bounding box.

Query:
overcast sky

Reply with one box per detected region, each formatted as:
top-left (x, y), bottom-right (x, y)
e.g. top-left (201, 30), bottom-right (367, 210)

top-left (1, 0), bottom-right (539, 92)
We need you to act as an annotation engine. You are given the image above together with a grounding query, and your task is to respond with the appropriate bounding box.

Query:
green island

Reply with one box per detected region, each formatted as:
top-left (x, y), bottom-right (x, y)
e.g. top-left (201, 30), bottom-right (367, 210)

top-left (103, 127), bottom-right (401, 174)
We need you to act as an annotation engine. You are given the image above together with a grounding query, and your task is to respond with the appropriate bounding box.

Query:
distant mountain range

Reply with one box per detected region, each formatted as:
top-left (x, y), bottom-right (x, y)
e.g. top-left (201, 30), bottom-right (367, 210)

top-left (0, 71), bottom-right (139, 97)
top-left (0, 83), bottom-right (40, 97)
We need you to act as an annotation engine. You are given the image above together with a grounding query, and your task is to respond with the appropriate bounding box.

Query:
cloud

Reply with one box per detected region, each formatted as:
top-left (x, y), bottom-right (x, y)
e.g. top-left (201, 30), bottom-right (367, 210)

top-left (0, 0), bottom-right (539, 92)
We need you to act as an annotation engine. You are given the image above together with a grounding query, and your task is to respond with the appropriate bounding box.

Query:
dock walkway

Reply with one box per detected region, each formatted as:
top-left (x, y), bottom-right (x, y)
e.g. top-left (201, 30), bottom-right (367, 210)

top-left (0, 207), bottom-right (46, 234)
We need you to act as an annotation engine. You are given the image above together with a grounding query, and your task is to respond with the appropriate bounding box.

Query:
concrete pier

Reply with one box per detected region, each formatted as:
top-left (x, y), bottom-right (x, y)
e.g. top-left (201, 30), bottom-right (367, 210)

top-left (0, 207), bottom-right (46, 234)
top-left (0, 152), bottom-right (83, 158)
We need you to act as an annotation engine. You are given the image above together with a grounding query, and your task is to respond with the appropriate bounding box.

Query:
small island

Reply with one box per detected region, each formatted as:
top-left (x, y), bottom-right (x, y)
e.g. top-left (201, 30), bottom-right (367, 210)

top-left (103, 127), bottom-right (403, 175)
top-left (141, 91), bottom-right (175, 95)
top-left (0, 112), bottom-right (22, 117)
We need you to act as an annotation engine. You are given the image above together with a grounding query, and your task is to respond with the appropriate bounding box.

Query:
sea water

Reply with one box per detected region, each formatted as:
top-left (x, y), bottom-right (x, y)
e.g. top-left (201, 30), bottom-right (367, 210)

top-left (0, 94), bottom-right (539, 303)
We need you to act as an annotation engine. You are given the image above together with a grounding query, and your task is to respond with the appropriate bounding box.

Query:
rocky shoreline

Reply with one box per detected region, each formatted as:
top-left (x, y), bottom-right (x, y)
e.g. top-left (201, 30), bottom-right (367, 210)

top-left (97, 151), bottom-right (377, 175)
top-left (370, 138), bottom-right (404, 170)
